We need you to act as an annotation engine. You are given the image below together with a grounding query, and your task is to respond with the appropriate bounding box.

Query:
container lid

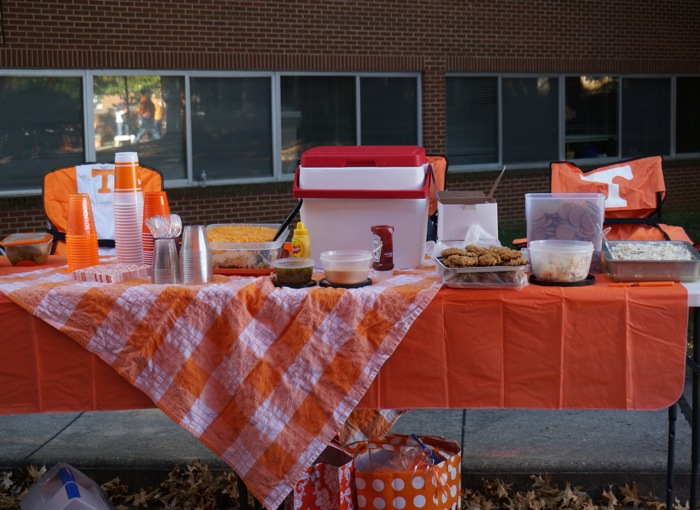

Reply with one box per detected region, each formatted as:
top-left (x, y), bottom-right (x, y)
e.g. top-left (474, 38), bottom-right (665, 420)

top-left (0, 232), bottom-right (53, 247)
top-left (300, 146), bottom-right (426, 168)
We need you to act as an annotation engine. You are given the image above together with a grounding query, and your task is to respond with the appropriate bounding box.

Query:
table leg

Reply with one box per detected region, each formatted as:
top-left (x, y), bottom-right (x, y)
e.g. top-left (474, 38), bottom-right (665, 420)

top-left (667, 403), bottom-right (677, 509)
top-left (691, 308), bottom-right (700, 508)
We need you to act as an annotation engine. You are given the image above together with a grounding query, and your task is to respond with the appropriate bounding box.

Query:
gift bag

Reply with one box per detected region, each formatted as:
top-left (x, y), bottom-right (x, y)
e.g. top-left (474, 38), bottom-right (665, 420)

top-left (287, 443), bottom-right (356, 510)
top-left (347, 434), bottom-right (461, 510)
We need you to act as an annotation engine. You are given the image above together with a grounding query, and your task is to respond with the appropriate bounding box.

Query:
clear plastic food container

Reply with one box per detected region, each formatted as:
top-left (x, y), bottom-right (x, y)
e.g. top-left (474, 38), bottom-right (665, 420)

top-left (528, 239), bottom-right (594, 283)
top-left (435, 257), bottom-right (528, 289)
top-left (0, 232), bottom-right (53, 267)
top-left (206, 223), bottom-right (287, 271)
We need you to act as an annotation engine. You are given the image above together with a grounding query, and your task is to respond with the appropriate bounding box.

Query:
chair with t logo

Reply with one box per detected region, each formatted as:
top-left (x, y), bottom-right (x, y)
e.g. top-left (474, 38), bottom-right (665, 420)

top-left (550, 155), bottom-right (693, 243)
top-left (43, 162), bottom-right (164, 254)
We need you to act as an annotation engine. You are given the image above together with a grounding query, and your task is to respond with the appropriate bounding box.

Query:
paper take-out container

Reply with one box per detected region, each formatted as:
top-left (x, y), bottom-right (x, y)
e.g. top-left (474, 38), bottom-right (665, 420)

top-left (437, 166), bottom-right (505, 241)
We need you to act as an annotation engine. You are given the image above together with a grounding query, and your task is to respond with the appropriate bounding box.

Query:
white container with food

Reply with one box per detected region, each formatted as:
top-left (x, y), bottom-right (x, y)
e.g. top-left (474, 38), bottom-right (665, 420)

top-left (320, 250), bottom-right (372, 286)
top-left (528, 239), bottom-right (594, 283)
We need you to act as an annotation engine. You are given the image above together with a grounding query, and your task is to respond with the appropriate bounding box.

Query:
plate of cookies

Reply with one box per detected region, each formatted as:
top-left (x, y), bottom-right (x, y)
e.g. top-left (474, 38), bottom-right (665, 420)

top-left (435, 244), bottom-right (529, 289)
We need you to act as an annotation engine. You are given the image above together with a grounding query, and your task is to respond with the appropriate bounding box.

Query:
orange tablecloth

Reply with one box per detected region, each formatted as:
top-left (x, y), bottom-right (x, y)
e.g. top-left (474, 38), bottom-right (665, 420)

top-left (0, 256), bottom-right (690, 507)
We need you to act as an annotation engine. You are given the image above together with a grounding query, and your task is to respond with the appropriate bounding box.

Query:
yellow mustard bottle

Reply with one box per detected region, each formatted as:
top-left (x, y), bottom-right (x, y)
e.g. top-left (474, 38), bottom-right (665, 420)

top-left (291, 221), bottom-right (312, 258)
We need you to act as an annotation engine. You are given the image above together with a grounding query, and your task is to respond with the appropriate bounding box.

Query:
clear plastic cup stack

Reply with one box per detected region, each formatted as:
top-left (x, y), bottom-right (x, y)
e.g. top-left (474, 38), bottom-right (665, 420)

top-left (113, 152), bottom-right (144, 265)
top-left (180, 225), bottom-right (213, 285)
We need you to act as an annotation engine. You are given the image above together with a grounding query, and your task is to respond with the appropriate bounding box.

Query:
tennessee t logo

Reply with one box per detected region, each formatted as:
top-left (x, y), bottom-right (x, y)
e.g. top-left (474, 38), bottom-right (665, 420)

top-left (580, 165), bottom-right (633, 208)
top-left (91, 168), bottom-right (114, 194)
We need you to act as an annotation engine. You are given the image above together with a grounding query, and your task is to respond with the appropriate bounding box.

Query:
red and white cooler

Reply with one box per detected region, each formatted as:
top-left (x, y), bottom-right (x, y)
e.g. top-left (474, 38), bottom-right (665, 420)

top-left (293, 145), bottom-right (430, 269)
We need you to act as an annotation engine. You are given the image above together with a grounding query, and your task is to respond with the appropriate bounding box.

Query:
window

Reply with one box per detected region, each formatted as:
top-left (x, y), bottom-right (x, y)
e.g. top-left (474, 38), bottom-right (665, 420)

top-left (191, 76), bottom-right (272, 181)
top-left (676, 77), bottom-right (700, 154)
top-left (280, 76), bottom-right (356, 174)
top-left (565, 76), bottom-right (618, 159)
top-left (93, 75), bottom-right (187, 181)
top-left (360, 77), bottom-right (418, 145)
top-left (446, 73), bottom-right (698, 170)
top-left (502, 77), bottom-right (559, 164)
top-left (446, 77), bottom-right (498, 165)
top-left (622, 77), bottom-right (671, 157)
top-left (0, 76), bottom-right (84, 192)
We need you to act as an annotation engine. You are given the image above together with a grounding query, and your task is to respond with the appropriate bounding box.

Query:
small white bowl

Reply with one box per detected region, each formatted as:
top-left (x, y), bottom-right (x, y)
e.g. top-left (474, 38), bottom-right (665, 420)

top-left (320, 250), bottom-right (372, 285)
top-left (529, 240), bottom-right (593, 283)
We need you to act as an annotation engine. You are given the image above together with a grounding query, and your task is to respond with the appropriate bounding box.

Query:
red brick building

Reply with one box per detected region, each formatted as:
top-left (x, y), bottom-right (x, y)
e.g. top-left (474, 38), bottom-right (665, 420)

top-left (1, 0), bottom-right (698, 239)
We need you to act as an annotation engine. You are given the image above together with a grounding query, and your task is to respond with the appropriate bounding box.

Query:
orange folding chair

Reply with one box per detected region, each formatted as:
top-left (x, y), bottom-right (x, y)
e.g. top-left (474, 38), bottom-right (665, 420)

top-left (550, 156), bottom-right (693, 243)
top-left (426, 155), bottom-right (448, 242)
top-left (43, 162), bottom-right (164, 254)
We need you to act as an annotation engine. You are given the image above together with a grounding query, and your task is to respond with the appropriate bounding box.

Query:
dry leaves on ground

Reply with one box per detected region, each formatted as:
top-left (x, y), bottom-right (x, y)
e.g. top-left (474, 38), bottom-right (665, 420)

top-left (0, 461), bottom-right (691, 509)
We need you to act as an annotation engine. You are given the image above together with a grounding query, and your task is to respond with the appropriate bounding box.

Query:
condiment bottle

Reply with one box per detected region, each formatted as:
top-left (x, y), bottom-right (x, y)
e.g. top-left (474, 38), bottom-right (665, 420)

top-left (371, 225), bottom-right (394, 277)
top-left (291, 221), bottom-right (312, 258)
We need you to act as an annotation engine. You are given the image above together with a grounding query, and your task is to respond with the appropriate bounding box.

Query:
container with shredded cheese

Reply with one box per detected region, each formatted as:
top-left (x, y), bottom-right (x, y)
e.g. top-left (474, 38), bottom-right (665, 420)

top-left (205, 223), bottom-right (287, 270)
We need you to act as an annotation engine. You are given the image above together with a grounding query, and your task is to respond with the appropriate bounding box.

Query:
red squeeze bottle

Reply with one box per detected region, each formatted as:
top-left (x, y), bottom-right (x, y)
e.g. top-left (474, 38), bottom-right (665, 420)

top-left (371, 225), bottom-right (395, 277)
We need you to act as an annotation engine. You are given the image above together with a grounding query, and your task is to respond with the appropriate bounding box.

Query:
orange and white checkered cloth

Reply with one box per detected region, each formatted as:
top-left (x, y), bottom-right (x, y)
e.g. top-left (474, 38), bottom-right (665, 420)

top-left (0, 266), bottom-right (441, 509)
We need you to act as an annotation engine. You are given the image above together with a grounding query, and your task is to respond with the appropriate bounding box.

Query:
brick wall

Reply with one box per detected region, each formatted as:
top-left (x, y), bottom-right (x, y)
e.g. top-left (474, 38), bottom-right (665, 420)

top-left (1, 0), bottom-right (699, 241)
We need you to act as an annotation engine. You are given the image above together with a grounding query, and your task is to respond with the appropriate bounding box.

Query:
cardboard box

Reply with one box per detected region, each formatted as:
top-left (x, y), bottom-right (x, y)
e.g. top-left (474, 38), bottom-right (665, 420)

top-left (437, 167), bottom-right (505, 242)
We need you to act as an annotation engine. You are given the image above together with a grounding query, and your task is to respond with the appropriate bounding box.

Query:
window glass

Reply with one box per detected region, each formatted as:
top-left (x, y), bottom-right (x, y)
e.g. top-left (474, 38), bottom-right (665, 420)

top-left (0, 76), bottom-right (84, 192)
top-left (281, 76), bottom-right (356, 174)
top-left (502, 77), bottom-right (559, 164)
top-left (190, 77), bottom-right (272, 181)
top-left (565, 76), bottom-right (618, 159)
top-left (622, 78), bottom-right (670, 157)
top-left (360, 77), bottom-right (418, 145)
top-left (446, 77), bottom-right (498, 165)
top-left (94, 75), bottom-right (187, 180)
top-left (676, 77), bottom-right (700, 154)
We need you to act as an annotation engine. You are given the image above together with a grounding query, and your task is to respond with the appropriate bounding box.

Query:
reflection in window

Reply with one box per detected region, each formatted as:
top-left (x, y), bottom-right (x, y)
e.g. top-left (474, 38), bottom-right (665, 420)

top-left (502, 77), bottom-right (559, 164)
top-left (565, 76), bottom-right (618, 159)
top-left (93, 75), bottom-right (187, 180)
top-left (190, 77), bottom-right (272, 181)
top-left (0, 76), bottom-right (84, 192)
top-left (281, 76), bottom-right (355, 174)
top-left (360, 77), bottom-right (418, 145)
top-left (446, 77), bottom-right (498, 165)
top-left (677, 77), bottom-right (700, 154)
top-left (622, 78), bottom-right (670, 157)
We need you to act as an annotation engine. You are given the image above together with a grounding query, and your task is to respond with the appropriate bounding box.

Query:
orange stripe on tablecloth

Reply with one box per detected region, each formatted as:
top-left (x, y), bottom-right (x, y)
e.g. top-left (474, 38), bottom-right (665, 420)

top-left (292, 387), bottom-right (334, 437)
top-left (60, 286), bottom-right (119, 346)
top-left (257, 439), bottom-right (298, 480)
top-left (323, 350), bottom-right (364, 396)
top-left (245, 359), bottom-right (281, 398)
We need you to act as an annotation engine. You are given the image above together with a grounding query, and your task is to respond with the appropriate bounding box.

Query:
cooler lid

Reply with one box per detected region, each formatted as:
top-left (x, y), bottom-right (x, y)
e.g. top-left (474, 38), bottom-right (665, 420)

top-left (300, 146), bottom-right (426, 168)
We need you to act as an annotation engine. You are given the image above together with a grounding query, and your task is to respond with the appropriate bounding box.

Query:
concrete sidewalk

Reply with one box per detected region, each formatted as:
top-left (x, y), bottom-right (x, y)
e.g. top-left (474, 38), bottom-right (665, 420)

top-left (0, 376), bottom-right (695, 504)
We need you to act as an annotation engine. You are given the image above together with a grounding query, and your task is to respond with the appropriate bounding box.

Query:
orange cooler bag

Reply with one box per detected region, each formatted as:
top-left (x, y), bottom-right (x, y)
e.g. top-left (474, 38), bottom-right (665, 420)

top-left (347, 434), bottom-right (461, 510)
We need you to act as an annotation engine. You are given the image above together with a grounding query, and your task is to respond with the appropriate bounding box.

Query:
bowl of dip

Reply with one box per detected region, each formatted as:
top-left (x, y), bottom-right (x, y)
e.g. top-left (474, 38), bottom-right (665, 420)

top-left (271, 257), bottom-right (315, 286)
top-left (320, 250), bottom-right (372, 286)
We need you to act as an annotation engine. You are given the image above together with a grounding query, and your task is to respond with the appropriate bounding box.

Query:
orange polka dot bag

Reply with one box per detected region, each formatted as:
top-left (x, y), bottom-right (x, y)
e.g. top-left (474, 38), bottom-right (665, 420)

top-left (346, 434), bottom-right (461, 510)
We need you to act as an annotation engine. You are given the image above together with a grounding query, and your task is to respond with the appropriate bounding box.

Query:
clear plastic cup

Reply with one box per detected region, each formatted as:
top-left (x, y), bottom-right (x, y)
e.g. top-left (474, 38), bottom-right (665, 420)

top-left (180, 225), bottom-right (213, 285)
top-left (152, 238), bottom-right (180, 284)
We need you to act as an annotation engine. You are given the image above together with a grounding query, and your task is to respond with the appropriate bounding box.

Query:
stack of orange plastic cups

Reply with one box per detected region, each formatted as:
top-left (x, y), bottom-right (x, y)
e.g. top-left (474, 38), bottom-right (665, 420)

top-left (113, 152), bottom-right (144, 265)
top-left (66, 193), bottom-right (99, 271)
top-left (142, 191), bottom-right (170, 266)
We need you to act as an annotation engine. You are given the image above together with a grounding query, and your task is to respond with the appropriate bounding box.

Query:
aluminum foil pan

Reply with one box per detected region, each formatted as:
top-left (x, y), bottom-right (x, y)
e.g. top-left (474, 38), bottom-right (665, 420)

top-left (602, 240), bottom-right (700, 282)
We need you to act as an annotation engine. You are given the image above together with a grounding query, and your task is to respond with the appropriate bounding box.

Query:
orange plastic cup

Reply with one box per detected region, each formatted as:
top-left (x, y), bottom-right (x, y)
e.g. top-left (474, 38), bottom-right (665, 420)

top-left (114, 152), bottom-right (142, 191)
top-left (67, 194), bottom-right (97, 236)
top-left (142, 191), bottom-right (170, 233)
top-left (67, 233), bottom-right (99, 271)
